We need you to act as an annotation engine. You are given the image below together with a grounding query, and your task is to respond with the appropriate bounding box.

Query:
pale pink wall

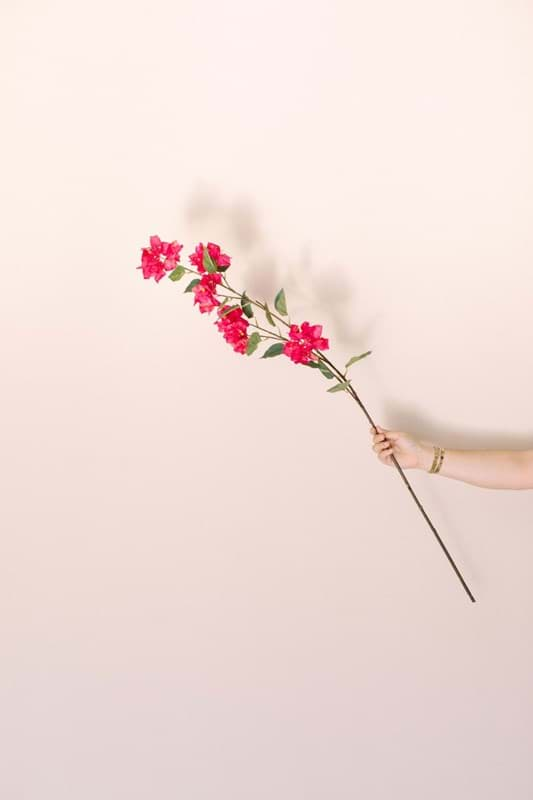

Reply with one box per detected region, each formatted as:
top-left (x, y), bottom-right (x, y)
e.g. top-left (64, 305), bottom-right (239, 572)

top-left (2, 0), bottom-right (533, 797)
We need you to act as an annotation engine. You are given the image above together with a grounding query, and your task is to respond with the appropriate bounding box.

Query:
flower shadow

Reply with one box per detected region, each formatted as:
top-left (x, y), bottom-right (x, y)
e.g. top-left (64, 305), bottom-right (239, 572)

top-left (182, 182), bottom-right (378, 351)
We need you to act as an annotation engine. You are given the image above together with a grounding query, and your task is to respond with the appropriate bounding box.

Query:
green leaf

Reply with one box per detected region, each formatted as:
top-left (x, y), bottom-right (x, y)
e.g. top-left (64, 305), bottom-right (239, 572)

top-left (246, 332), bottom-right (262, 355)
top-left (345, 351), bottom-right (372, 369)
top-left (264, 302), bottom-right (276, 327)
top-left (274, 288), bottom-right (287, 316)
top-left (261, 342), bottom-right (284, 359)
top-left (327, 380), bottom-right (352, 393)
top-left (241, 291), bottom-right (254, 319)
top-left (317, 362), bottom-right (334, 379)
top-left (184, 277), bottom-right (201, 292)
top-left (202, 248), bottom-right (217, 273)
top-left (220, 304), bottom-right (240, 317)
top-left (304, 360), bottom-right (334, 379)
top-left (168, 265), bottom-right (186, 282)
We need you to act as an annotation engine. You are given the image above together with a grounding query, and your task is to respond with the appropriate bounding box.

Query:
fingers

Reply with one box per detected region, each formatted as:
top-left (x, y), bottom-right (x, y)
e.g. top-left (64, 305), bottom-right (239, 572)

top-left (370, 425), bottom-right (385, 447)
top-left (374, 439), bottom-right (394, 455)
top-left (369, 424), bottom-right (401, 441)
top-left (369, 424), bottom-right (397, 461)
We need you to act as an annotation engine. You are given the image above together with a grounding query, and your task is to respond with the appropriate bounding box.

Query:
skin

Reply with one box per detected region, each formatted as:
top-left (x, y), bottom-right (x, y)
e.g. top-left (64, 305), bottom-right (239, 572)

top-left (369, 425), bottom-right (533, 490)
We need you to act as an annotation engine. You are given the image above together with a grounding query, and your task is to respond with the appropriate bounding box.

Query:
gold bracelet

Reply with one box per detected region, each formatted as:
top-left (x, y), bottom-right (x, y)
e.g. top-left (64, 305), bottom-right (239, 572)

top-left (429, 445), bottom-right (440, 473)
top-left (428, 446), bottom-right (445, 473)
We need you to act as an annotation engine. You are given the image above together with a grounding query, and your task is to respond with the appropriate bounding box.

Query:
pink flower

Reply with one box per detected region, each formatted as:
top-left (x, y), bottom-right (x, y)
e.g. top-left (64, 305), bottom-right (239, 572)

top-left (137, 235), bottom-right (183, 282)
top-left (214, 305), bottom-right (249, 354)
top-left (283, 321), bottom-right (329, 364)
top-left (189, 242), bottom-right (231, 274)
top-left (192, 272), bottom-right (223, 314)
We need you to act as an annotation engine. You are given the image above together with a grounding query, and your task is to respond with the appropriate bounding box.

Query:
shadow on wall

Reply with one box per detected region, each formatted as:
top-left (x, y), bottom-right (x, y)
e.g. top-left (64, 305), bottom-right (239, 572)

top-left (384, 404), bottom-right (533, 459)
top-left (182, 180), bottom-right (380, 352)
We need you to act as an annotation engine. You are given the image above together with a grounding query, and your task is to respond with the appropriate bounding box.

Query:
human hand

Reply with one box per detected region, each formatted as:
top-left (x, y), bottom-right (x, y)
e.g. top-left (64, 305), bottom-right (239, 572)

top-left (369, 424), bottom-right (432, 470)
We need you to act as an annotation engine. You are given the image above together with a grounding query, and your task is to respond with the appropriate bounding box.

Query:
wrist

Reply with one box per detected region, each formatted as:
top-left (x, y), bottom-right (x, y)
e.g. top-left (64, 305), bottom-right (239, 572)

top-left (417, 441), bottom-right (437, 472)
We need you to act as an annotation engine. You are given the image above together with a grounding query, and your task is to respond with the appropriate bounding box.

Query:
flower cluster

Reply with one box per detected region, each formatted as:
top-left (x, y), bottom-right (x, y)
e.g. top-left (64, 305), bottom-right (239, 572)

top-left (137, 235), bottom-right (183, 282)
top-left (283, 322), bottom-right (329, 364)
top-left (214, 305), bottom-right (250, 354)
top-left (137, 235), bottom-right (330, 364)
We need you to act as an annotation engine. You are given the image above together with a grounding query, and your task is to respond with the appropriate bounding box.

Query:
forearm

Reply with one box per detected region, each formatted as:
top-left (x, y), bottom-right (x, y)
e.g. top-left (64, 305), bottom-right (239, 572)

top-left (417, 442), bottom-right (533, 490)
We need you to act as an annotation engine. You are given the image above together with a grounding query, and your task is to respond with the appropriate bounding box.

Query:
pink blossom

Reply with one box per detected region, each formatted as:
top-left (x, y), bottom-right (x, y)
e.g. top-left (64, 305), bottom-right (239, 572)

top-left (214, 305), bottom-right (249, 354)
top-left (137, 235), bottom-right (183, 282)
top-left (192, 272), bottom-right (223, 314)
top-left (283, 321), bottom-right (329, 364)
top-left (189, 242), bottom-right (231, 274)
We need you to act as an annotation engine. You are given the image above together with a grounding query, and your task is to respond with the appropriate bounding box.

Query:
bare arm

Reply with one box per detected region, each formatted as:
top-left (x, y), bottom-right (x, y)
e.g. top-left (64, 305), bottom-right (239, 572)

top-left (417, 442), bottom-right (533, 490)
top-left (370, 425), bottom-right (533, 490)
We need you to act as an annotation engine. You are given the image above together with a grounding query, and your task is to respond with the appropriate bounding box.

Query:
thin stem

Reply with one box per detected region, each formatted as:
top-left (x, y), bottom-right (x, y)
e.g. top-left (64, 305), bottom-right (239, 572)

top-left (217, 293), bottom-right (242, 301)
top-left (248, 322), bottom-right (288, 342)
